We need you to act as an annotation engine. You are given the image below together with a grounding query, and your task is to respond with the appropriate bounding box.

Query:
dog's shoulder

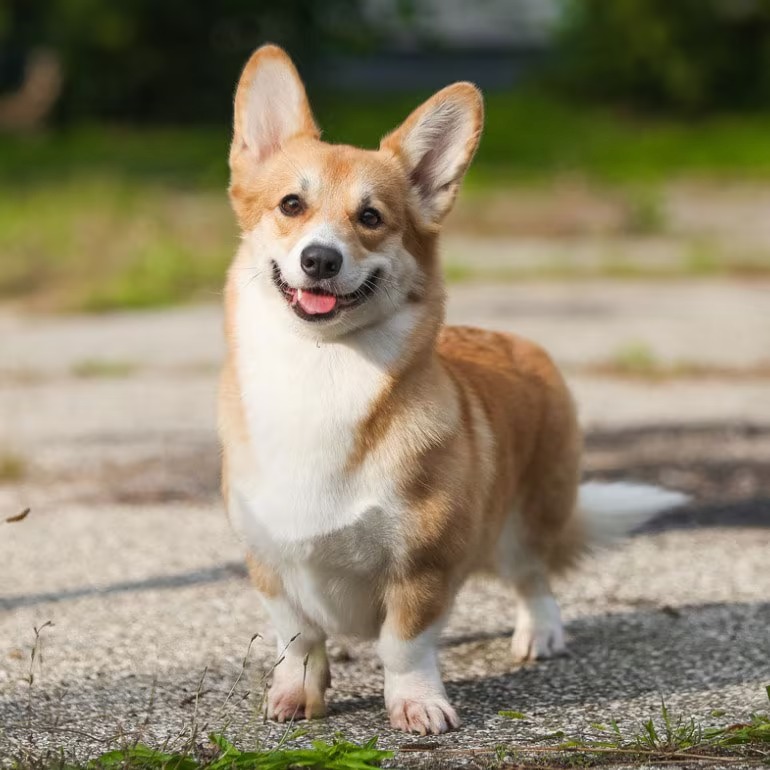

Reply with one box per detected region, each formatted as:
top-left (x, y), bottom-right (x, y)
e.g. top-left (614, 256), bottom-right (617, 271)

top-left (437, 325), bottom-right (561, 386)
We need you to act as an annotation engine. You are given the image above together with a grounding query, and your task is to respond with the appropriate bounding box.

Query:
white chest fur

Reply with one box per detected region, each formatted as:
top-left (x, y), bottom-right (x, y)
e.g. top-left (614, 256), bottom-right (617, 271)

top-left (233, 286), bottom-right (411, 539)
top-left (228, 282), bottom-right (423, 632)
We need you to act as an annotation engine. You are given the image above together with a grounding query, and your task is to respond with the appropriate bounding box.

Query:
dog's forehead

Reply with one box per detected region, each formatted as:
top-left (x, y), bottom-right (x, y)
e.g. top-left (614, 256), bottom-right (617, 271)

top-left (282, 139), bottom-right (404, 202)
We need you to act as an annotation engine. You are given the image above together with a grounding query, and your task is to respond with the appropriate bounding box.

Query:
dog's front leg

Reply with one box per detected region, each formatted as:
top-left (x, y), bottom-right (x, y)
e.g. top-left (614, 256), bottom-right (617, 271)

top-left (259, 593), bottom-right (330, 722)
top-left (377, 575), bottom-right (459, 735)
top-left (262, 595), bottom-right (329, 721)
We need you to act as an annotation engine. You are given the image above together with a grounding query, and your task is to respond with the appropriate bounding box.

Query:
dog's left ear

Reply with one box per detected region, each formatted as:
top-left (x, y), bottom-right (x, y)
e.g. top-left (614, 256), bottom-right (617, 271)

top-left (381, 83), bottom-right (483, 225)
top-left (230, 44), bottom-right (319, 168)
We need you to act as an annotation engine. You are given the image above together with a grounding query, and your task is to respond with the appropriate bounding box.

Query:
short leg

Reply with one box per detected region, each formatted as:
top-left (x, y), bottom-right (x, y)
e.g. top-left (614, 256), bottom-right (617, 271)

top-left (261, 594), bottom-right (330, 721)
top-left (510, 572), bottom-right (566, 663)
top-left (378, 577), bottom-right (459, 735)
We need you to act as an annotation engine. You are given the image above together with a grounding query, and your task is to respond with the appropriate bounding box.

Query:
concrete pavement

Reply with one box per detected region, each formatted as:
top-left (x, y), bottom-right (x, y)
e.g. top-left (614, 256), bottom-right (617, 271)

top-left (1, 279), bottom-right (769, 767)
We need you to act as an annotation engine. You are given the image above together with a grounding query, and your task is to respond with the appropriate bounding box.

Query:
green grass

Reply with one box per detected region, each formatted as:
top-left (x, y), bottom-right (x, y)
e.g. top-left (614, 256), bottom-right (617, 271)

top-left (623, 187), bottom-right (667, 235)
top-left (554, 697), bottom-right (770, 764)
top-left (5, 92), bottom-right (770, 188)
top-left (584, 341), bottom-right (770, 381)
top-left (9, 736), bottom-right (392, 770)
top-left (87, 734), bottom-right (392, 770)
top-left (9, 627), bottom-right (392, 770)
top-left (71, 359), bottom-right (139, 379)
top-left (606, 341), bottom-right (660, 377)
top-left (4, 91), bottom-right (770, 311)
top-left (494, 693), bottom-right (770, 766)
top-left (444, 251), bottom-right (770, 286)
top-left (0, 179), bottom-right (233, 311)
top-left (16, 694), bottom-right (767, 769)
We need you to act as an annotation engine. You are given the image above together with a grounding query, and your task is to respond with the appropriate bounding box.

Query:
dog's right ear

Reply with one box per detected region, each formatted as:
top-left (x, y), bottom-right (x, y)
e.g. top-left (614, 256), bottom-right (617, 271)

top-left (230, 45), bottom-right (318, 168)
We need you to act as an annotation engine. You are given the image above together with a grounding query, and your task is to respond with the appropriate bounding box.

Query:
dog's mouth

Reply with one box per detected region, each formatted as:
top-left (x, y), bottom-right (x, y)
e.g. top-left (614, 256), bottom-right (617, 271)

top-left (271, 262), bottom-right (382, 322)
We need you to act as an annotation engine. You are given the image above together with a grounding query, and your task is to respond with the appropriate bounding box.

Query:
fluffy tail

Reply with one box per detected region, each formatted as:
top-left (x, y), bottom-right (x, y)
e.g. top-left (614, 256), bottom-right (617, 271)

top-left (578, 481), bottom-right (690, 547)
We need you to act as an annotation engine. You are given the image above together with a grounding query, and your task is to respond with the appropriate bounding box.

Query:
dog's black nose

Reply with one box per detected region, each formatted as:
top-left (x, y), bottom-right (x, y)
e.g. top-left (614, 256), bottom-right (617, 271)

top-left (300, 244), bottom-right (342, 280)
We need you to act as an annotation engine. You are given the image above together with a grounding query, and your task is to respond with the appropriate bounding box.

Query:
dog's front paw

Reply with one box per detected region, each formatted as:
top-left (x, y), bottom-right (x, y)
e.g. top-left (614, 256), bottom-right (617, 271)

top-left (267, 683), bottom-right (326, 722)
top-left (388, 697), bottom-right (460, 735)
top-left (511, 595), bottom-right (566, 662)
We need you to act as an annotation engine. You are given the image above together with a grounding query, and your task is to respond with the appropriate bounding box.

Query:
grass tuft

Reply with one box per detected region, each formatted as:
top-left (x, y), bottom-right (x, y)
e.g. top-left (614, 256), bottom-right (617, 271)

top-left (606, 341), bottom-right (659, 377)
top-left (585, 343), bottom-right (770, 381)
top-left (0, 449), bottom-right (27, 483)
top-left (623, 187), bottom-right (668, 235)
top-left (71, 359), bottom-right (138, 379)
top-left (529, 694), bottom-right (770, 766)
top-left (499, 710), bottom-right (527, 720)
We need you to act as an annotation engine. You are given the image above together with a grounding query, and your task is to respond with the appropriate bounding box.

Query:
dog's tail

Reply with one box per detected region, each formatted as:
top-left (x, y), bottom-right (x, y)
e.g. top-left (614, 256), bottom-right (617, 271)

top-left (578, 481), bottom-right (689, 548)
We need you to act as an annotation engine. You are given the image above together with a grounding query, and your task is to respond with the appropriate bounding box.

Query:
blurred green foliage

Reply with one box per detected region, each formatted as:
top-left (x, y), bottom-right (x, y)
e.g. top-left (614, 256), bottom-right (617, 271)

top-left (1, 0), bottom-right (372, 122)
top-left (7, 92), bottom-right (770, 190)
top-left (4, 91), bottom-right (770, 312)
top-left (554, 0), bottom-right (770, 112)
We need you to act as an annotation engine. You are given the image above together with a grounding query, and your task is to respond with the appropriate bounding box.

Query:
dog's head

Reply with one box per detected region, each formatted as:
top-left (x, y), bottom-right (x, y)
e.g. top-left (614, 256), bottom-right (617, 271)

top-left (228, 45), bottom-right (483, 337)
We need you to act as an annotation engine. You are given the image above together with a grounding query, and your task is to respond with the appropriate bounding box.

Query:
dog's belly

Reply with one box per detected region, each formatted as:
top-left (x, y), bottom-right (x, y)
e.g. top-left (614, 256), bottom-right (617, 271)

top-left (234, 488), bottom-right (395, 637)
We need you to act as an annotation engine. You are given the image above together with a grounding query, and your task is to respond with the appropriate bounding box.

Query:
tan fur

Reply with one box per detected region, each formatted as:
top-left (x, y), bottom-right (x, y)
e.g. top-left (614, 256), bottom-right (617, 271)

top-left (370, 325), bottom-right (581, 637)
top-left (245, 553), bottom-right (283, 598)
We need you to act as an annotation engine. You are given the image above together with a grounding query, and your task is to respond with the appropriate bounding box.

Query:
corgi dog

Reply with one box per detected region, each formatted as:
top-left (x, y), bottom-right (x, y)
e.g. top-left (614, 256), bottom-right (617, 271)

top-left (219, 45), bottom-right (688, 736)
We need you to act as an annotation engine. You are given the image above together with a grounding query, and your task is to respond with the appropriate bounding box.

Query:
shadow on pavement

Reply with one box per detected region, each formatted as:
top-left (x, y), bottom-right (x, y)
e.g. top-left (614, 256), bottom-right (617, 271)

top-left (641, 497), bottom-right (770, 533)
top-left (0, 601), bottom-right (767, 752)
top-left (329, 600), bottom-right (770, 725)
top-left (0, 561), bottom-right (248, 611)
top-left (2, 493), bottom-right (768, 612)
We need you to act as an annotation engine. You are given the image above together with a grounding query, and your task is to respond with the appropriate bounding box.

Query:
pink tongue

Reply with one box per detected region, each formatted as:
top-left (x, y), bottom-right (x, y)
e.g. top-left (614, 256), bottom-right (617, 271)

top-left (298, 290), bottom-right (337, 315)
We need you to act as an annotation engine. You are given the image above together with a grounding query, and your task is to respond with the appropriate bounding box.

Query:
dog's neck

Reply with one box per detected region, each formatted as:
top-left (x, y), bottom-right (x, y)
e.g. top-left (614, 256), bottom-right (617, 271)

top-left (230, 270), bottom-right (444, 377)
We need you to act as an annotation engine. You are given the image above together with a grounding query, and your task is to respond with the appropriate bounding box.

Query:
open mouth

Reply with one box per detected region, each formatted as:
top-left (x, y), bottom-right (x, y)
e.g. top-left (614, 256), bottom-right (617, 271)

top-left (271, 261), bottom-right (382, 322)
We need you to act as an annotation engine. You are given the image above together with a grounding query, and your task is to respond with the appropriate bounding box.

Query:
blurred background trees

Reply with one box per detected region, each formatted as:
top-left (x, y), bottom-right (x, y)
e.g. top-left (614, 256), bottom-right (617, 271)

top-left (0, 0), bottom-right (372, 123)
top-left (554, 0), bottom-right (770, 113)
top-left (3, 0), bottom-right (770, 126)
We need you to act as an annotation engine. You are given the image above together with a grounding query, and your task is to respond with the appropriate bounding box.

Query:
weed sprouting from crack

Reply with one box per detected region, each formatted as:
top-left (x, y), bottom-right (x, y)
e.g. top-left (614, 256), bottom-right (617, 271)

top-left (8, 625), bottom-right (391, 770)
top-left (489, 689), bottom-right (770, 766)
top-left (23, 621), bottom-right (54, 734)
top-left (218, 633), bottom-right (261, 720)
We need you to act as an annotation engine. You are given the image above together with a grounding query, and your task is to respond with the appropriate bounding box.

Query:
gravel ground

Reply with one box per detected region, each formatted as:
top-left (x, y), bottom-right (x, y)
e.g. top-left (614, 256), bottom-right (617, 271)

top-left (1, 280), bottom-right (769, 768)
top-left (1, 500), bottom-right (768, 767)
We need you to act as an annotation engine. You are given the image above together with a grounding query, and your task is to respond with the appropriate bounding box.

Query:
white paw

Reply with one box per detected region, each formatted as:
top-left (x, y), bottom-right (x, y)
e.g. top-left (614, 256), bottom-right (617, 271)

top-left (266, 683), bottom-right (326, 722)
top-left (511, 595), bottom-right (567, 662)
top-left (267, 682), bottom-right (305, 722)
top-left (388, 697), bottom-right (461, 735)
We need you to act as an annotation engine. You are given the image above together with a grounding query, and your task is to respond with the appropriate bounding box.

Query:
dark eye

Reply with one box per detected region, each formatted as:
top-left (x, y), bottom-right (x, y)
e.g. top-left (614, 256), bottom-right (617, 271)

top-left (279, 194), bottom-right (304, 217)
top-left (359, 207), bottom-right (382, 229)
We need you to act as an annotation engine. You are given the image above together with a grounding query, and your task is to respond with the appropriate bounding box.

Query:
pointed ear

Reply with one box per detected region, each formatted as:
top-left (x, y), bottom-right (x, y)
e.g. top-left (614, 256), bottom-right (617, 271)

top-left (230, 45), bottom-right (319, 168)
top-left (380, 83), bottom-right (483, 225)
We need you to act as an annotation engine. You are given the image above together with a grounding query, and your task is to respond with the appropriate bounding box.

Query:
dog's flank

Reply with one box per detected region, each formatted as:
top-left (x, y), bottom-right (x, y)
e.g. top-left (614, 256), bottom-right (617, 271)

top-left (218, 44), bottom-right (688, 736)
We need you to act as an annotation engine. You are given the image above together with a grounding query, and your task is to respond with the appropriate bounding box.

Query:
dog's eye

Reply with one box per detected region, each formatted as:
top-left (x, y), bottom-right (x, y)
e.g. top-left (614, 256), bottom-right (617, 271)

top-left (279, 194), bottom-right (305, 217)
top-left (359, 207), bottom-right (382, 229)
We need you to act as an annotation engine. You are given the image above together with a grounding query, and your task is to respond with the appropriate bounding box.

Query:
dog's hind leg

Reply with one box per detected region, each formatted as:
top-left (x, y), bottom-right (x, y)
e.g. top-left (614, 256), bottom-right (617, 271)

top-left (497, 519), bottom-right (568, 662)
top-left (508, 563), bottom-right (566, 662)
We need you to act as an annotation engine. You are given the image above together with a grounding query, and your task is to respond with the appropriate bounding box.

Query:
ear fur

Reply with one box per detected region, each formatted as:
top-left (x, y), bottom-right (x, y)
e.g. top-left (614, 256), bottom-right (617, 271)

top-left (380, 83), bottom-right (483, 225)
top-left (230, 44), bottom-right (318, 168)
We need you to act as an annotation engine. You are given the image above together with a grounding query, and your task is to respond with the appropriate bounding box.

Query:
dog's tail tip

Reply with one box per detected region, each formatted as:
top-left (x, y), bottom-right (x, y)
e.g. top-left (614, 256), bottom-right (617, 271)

top-left (578, 481), bottom-right (690, 547)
